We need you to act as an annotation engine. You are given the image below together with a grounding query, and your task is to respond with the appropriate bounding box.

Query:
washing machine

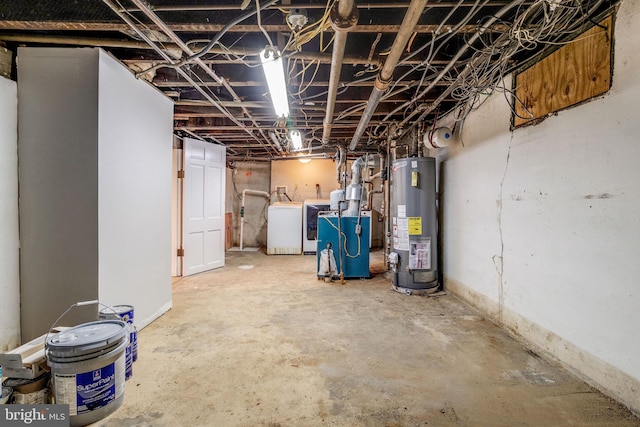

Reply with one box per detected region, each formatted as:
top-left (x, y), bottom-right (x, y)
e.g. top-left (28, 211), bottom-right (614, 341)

top-left (267, 202), bottom-right (302, 255)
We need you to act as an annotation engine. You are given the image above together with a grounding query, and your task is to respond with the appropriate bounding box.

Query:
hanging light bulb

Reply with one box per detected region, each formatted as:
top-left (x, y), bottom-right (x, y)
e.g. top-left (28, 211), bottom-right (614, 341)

top-left (260, 47), bottom-right (290, 118)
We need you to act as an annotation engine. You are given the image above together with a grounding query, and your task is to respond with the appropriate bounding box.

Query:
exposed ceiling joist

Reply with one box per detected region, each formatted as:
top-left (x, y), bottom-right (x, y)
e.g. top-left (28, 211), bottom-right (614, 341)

top-left (0, 0), bottom-right (615, 158)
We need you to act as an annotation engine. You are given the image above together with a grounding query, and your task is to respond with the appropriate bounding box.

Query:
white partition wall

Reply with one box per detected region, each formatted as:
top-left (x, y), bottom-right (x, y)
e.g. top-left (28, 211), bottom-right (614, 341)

top-left (96, 50), bottom-right (173, 329)
top-left (0, 76), bottom-right (20, 351)
top-left (18, 48), bottom-right (173, 341)
top-left (437, 1), bottom-right (640, 413)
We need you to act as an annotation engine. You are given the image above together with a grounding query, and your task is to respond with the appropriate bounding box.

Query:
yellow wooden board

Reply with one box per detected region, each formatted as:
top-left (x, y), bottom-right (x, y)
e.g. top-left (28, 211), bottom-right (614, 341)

top-left (514, 16), bottom-right (612, 127)
top-left (408, 217), bottom-right (422, 235)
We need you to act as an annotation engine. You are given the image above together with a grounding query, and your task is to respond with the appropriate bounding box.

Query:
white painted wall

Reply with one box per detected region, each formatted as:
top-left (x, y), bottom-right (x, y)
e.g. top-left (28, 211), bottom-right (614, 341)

top-left (437, 1), bottom-right (640, 413)
top-left (271, 159), bottom-right (339, 201)
top-left (97, 50), bottom-right (173, 329)
top-left (0, 76), bottom-right (20, 351)
top-left (17, 47), bottom-right (173, 340)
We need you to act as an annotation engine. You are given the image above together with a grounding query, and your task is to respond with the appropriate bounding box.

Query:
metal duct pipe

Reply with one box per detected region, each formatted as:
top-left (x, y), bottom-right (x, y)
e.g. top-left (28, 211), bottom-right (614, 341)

top-left (408, 127), bottom-right (419, 157)
top-left (349, 0), bottom-right (428, 150)
top-left (344, 156), bottom-right (365, 217)
top-left (127, 0), bottom-right (280, 155)
top-left (322, 0), bottom-right (358, 145)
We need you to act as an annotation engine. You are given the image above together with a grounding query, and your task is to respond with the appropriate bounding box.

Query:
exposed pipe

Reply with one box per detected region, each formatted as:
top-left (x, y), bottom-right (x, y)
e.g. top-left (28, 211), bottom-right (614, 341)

top-left (349, 0), bottom-right (428, 150)
top-left (127, 0), bottom-right (279, 156)
top-left (366, 153), bottom-right (385, 210)
top-left (384, 125), bottom-right (396, 268)
top-left (322, 0), bottom-right (358, 145)
top-left (337, 208), bottom-right (345, 284)
top-left (239, 189), bottom-right (271, 250)
top-left (344, 156), bottom-right (365, 216)
top-left (336, 145), bottom-right (347, 183)
top-left (408, 127), bottom-right (419, 157)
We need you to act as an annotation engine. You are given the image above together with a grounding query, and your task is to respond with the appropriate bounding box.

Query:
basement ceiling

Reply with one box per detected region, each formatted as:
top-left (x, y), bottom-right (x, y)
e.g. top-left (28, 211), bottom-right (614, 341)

top-left (0, 0), bottom-right (616, 160)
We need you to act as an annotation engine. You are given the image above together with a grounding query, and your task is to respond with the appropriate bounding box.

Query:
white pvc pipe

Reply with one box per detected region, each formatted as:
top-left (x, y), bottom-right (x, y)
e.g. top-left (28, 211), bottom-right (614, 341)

top-left (240, 189), bottom-right (271, 250)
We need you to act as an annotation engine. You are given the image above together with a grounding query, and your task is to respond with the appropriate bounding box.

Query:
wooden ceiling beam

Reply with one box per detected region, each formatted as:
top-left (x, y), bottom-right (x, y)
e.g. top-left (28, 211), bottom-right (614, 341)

top-left (0, 21), bottom-right (504, 34)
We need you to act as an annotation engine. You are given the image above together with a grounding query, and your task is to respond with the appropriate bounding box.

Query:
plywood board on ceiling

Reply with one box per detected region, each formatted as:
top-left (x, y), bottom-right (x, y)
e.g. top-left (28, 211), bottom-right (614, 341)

top-left (513, 16), bottom-right (612, 127)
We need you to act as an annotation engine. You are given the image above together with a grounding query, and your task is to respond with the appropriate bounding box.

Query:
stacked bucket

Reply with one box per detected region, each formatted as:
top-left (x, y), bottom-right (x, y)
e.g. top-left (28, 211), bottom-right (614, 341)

top-left (99, 305), bottom-right (138, 380)
top-left (47, 320), bottom-right (128, 426)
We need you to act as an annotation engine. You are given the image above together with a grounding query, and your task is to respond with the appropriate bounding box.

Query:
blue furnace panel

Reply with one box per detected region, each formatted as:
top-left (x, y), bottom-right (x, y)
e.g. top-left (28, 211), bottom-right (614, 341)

top-left (317, 215), bottom-right (370, 279)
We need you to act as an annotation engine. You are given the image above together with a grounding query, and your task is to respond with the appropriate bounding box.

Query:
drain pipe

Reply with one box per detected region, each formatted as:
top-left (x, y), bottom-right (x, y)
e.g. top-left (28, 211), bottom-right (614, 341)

top-left (239, 189), bottom-right (270, 250)
top-left (349, 0), bottom-right (428, 150)
top-left (384, 125), bottom-right (396, 268)
top-left (322, 0), bottom-right (358, 145)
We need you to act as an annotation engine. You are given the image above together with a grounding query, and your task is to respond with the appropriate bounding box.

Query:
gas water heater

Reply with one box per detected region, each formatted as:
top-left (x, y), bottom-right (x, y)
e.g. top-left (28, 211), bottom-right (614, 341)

top-left (388, 157), bottom-right (438, 294)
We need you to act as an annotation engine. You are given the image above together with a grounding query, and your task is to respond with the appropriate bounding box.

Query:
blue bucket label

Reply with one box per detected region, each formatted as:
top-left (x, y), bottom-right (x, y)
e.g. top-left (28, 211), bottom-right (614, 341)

top-left (125, 345), bottom-right (133, 380)
top-left (130, 329), bottom-right (138, 362)
top-left (53, 353), bottom-right (125, 416)
top-left (76, 363), bottom-right (116, 414)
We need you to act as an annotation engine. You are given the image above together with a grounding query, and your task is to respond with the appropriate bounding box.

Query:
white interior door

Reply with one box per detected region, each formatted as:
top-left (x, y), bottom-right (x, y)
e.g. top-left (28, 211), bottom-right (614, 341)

top-left (183, 138), bottom-right (226, 276)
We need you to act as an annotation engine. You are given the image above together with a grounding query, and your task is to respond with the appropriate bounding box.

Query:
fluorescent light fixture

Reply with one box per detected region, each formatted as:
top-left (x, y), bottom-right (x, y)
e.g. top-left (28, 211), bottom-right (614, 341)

top-left (260, 47), bottom-right (289, 118)
top-left (269, 131), bottom-right (283, 153)
top-left (290, 130), bottom-right (303, 150)
top-left (298, 158), bottom-right (311, 164)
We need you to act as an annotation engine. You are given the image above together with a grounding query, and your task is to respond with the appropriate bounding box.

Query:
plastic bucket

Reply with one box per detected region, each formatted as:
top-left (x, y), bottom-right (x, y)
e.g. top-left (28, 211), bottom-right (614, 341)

top-left (100, 305), bottom-right (136, 377)
top-left (3, 373), bottom-right (49, 404)
top-left (99, 305), bottom-right (134, 324)
top-left (47, 320), bottom-right (127, 427)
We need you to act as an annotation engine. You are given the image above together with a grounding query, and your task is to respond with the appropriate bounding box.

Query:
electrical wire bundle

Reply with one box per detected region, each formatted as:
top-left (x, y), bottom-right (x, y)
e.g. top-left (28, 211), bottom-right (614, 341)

top-left (361, 0), bottom-right (611, 139)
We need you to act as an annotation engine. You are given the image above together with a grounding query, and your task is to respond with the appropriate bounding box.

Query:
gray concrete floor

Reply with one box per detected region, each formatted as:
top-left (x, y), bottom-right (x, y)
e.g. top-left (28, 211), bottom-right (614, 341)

top-left (99, 251), bottom-right (638, 426)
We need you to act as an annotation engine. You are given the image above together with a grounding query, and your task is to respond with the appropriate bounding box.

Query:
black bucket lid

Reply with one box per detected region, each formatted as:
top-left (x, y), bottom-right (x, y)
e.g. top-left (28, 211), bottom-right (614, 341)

top-left (46, 320), bottom-right (127, 359)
